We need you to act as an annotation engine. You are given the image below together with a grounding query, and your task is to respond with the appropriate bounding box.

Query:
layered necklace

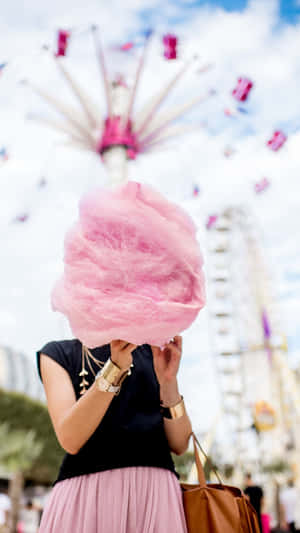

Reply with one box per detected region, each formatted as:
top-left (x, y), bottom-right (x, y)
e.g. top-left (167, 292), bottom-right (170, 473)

top-left (79, 344), bottom-right (105, 395)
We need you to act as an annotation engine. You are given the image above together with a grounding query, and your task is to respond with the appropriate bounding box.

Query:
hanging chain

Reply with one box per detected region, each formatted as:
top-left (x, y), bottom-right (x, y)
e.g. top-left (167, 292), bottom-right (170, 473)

top-left (79, 344), bottom-right (105, 395)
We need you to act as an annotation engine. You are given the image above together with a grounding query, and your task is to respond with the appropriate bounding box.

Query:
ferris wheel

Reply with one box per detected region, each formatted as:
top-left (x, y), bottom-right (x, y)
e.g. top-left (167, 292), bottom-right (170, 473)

top-left (205, 206), bottom-right (300, 479)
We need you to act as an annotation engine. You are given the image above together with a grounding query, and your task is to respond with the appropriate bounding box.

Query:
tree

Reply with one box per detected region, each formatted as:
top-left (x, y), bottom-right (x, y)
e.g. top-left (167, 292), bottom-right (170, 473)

top-left (0, 424), bottom-right (42, 533)
top-left (0, 389), bottom-right (63, 483)
top-left (172, 451), bottom-right (195, 481)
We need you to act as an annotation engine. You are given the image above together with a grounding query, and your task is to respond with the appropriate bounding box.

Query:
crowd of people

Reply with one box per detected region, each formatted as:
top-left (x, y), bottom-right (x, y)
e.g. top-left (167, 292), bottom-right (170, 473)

top-left (0, 486), bottom-right (44, 533)
top-left (243, 473), bottom-right (299, 533)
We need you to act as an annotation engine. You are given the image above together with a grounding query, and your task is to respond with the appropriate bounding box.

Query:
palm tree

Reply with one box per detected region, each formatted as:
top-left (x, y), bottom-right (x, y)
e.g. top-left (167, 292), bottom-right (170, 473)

top-left (0, 423), bottom-right (43, 533)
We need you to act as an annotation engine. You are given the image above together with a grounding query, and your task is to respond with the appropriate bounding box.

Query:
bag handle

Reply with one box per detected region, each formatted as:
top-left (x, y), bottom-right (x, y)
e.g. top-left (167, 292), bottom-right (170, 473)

top-left (192, 432), bottom-right (223, 486)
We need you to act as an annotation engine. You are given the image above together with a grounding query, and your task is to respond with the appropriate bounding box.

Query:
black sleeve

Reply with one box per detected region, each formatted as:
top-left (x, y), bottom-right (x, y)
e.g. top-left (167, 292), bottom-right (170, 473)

top-left (36, 341), bottom-right (71, 382)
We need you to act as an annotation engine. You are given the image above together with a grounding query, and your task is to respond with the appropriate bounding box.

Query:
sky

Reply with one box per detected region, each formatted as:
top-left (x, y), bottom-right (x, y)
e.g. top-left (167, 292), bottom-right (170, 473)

top-left (1, 0), bottom-right (300, 451)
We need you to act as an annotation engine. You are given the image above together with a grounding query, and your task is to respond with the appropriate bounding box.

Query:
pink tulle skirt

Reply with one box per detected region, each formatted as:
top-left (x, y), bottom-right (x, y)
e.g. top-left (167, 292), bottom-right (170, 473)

top-left (39, 467), bottom-right (187, 533)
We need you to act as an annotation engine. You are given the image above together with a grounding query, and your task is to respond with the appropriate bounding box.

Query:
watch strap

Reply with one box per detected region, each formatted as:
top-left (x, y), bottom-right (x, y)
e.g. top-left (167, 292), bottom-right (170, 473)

top-left (96, 375), bottom-right (120, 394)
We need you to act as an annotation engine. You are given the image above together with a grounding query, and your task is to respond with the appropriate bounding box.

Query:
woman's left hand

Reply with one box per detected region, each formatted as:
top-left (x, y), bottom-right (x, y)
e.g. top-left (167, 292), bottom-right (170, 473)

top-left (152, 336), bottom-right (191, 455)
top-left (151, 336), bottom-right (182, 387)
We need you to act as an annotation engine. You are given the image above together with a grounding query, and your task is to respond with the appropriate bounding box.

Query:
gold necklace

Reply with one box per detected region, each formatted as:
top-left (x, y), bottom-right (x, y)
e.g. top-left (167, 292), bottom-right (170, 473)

top-left (79, 344), bottom-right (105, 395)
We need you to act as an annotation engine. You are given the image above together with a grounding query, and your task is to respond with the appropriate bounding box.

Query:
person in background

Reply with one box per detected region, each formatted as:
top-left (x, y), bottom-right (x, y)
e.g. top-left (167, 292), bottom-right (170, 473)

top-left (280, 479), bottom-right (298, 532)
top-left (261, 508), bottom-right (271, 533)
top-left (18, 500), bottom-right (40, 533)
top-left (0, 486), bottom-right (11, 533)
top-left (244, 473), bottom-right (264, 532)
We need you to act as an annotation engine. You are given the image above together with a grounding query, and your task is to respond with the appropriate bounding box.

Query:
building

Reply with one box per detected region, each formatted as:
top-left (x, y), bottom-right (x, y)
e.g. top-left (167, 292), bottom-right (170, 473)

top-left (0, 346), bottom-right (44, 401)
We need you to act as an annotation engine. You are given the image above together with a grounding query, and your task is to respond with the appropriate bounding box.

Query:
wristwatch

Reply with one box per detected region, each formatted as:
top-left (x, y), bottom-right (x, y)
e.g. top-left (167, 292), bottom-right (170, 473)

top-left (95, 358), bottom-right (121, 394)
top-left (95, 358), bottom-right (134, 394)
top-left (96, 375), bottom-right (121, 394)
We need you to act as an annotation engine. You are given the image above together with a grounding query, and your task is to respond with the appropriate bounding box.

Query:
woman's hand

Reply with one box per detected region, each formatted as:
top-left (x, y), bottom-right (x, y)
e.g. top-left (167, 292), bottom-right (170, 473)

top-left (151, 336), bottom-right (182, 406)
top-left (151, 336), bottom-right (182, 385)
top-left (110, 340), bottom-right (137, 371)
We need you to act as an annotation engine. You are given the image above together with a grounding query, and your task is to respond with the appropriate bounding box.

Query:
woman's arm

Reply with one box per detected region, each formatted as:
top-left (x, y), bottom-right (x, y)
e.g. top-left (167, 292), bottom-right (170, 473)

top-left (151, 337), bottom-right (192, 455)
top-left (40, 340), bottom-right (136, 455)
top-left (160, 379), bottom-right (192, 455)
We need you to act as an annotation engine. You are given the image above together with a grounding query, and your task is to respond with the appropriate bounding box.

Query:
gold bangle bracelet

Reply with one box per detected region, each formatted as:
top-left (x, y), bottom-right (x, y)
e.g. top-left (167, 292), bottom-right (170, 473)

top-left (169, 397), bottom-right (186, 419)
top-left (97, 358), bottom-right (121, 385)
top-left (161, 396), bottom-right (186, 420)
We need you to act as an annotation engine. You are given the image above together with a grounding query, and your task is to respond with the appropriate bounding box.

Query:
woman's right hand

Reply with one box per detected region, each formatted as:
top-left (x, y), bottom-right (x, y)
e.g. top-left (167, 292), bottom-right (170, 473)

top-left (110, 340), bottom-right (137, 371)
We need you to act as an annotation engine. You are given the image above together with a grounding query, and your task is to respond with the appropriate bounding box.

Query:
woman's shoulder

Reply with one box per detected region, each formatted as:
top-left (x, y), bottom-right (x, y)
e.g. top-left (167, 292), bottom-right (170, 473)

top-left (39, 338), bottom-right (80, 356)
top-left (36, 339), bottom-right (81, 381)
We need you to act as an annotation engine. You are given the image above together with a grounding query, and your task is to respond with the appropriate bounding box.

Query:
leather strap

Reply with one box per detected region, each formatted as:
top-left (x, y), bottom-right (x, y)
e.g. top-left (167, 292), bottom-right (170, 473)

top-left (192, 432), bottom-right (223, 486)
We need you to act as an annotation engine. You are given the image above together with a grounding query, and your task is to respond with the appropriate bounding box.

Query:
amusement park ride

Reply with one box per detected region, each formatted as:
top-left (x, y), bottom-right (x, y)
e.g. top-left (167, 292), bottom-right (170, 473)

top-left (205, 208), bottom-right (300, 482)
top-left (28, 26), bottom-right (300, 481)
top-left (26, 26), bottom-right (212, 184)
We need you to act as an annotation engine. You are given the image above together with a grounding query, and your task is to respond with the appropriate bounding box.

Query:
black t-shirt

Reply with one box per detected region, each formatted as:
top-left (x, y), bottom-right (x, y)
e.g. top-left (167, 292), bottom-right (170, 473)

top-left (36, 339), bottom-right (177, 485)
top-left (244, 485), bottom-right (263, 516)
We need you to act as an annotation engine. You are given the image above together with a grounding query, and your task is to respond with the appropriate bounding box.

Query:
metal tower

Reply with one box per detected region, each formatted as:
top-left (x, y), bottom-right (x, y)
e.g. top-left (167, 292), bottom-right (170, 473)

top-left (206, 207), bottom-right (300, 479)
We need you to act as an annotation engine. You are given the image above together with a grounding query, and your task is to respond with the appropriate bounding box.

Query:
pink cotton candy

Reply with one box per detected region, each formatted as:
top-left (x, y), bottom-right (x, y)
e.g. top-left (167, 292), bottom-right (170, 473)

top-left (51, 181), bottom-right (206, 347)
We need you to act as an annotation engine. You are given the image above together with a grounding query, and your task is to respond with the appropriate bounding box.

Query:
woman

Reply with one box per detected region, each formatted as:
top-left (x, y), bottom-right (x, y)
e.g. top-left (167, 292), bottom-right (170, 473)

top-left (36, 336), bottom-right (191, 532)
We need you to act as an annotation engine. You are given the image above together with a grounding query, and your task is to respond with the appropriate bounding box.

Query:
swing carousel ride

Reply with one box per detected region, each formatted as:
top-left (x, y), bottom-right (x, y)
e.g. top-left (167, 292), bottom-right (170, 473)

top-left (24, 27), bottom-right (213, 184)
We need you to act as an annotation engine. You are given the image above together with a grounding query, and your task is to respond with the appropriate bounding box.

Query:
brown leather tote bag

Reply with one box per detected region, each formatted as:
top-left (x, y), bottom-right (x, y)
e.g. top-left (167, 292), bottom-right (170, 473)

top-left (181, 434), bottom-right (261, 533)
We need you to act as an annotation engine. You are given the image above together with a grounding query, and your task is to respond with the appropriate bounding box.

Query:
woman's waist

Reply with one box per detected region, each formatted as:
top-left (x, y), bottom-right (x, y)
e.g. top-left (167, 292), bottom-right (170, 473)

top-left (56, 430), bottom-right (177, 484)
top-left (54, 463), bottom-right (179, 487)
